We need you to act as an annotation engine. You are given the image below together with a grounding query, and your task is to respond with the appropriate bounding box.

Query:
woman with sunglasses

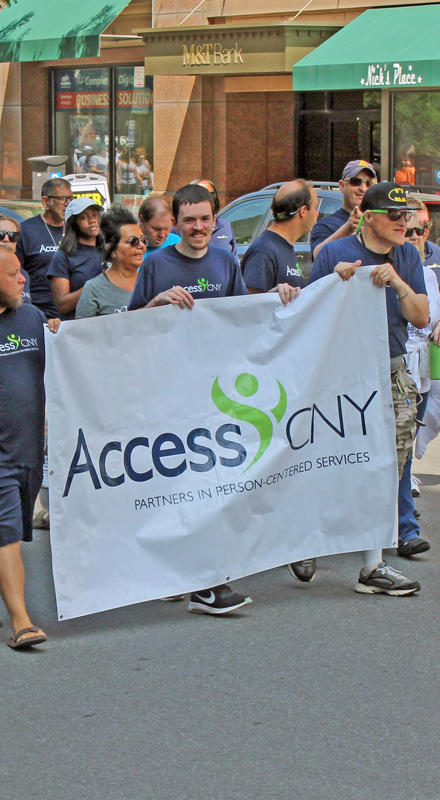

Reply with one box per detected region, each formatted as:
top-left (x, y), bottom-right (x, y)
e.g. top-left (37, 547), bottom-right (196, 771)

top-left (47, 198), bottom-right (104, 320)
top-left (0, 213), bottom-right (31, 304)
top-left (76, 205), bottom-right (146, 318)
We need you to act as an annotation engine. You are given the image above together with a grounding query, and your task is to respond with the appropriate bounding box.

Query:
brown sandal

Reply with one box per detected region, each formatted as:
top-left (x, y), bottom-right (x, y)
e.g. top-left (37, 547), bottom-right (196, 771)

top-left (7, 626), bottom-right (47, 649)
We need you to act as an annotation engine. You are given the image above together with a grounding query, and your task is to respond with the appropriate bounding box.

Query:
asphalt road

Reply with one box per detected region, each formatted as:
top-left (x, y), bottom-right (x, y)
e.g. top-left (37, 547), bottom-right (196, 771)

top-left (1, 438), bottom-right (439, 800)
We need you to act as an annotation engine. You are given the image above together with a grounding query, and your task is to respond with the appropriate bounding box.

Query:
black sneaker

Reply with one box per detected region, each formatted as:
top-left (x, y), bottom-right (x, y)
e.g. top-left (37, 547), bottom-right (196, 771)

top-left (188, 584), bottom-right (252, 615)
top-left (287, 559), bottom-right (316, 582)
top-left (397, 538), bottom-right (431, 558)
top-left (355, 561), bottom-right (421, 596)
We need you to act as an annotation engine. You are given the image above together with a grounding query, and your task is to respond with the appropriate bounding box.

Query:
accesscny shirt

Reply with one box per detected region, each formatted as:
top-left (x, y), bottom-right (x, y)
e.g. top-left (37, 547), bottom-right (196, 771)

top-left (0, 303), bottom-right (46, 467)
top-left (16, 215), bottom-right (63, 319)
top-left (309, 235), bottom-right (427, 359)
top-left (241, 229), bottom-right (305, 291)
top-left (129, 244), bottom-right (247, 309)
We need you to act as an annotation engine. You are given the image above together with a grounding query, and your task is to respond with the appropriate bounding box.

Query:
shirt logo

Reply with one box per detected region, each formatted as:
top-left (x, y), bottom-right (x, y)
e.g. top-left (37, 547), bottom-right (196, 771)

top-left (40, 244), bottom-right (59, 253)
top-left (0, 333), bottom-right (39, 355)
top-left (286, 265), bottom-right (303, 277)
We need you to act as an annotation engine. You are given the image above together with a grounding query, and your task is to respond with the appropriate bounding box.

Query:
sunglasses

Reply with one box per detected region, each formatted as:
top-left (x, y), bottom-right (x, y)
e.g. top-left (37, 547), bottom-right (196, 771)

top-left (124, 236), bottom-right (148, 247)
top-left (347, 177), bottom-right (376, 188)
top-left (405, 226), bottom-right (425, 237)
top-left (47, 195), bottom-right (75, 205)
top-left (0, 230), bottom-right (19, 242)
top-left (371, 209), bottom-right (414, 222)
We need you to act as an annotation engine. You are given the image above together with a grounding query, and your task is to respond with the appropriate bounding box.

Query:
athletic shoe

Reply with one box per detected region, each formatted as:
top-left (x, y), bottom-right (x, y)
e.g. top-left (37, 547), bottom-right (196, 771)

top-left (414, 508), bottom-right (421, 519)
top-left (397, 538), bottom-right (431, 558)
top-left (188, 584), bottom-right (252, 615)
top-left (287, 559), bottom-right (316, 582)
top-left (411, 475), bottom-right (421, 497)
top-left (159, 595), bottom-right (185, 602)
top-left (355, 561), bottom-right (421, 596)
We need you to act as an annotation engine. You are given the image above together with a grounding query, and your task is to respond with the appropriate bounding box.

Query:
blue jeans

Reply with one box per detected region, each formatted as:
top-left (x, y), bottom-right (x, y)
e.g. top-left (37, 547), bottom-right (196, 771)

top-left (398, 391), bottom-right (429, 544)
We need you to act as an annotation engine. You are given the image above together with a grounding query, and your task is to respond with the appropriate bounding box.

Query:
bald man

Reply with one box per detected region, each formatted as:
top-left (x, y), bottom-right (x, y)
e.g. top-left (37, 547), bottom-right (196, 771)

top-left (242, 179), bottom-right (318, 294)
top-left (242, 179), bottom-right (319, 583)
top-left (0, 247), bottom-right (51, 649)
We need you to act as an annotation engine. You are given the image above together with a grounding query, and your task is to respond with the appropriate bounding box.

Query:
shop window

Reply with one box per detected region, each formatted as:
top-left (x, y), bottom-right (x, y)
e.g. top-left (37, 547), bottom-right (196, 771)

top-left (114, 67), bottom-right (154, 213)
top-left (54, 68), bottom-right (110, 178)
top-left (53, 66), bottom-right (154, 208)
top-left (393, 91), bottom-right (440, 187)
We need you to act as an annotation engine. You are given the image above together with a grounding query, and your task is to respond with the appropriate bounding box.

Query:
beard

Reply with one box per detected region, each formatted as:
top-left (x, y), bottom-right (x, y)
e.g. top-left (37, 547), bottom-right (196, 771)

top-left (0, 286), bottom-right (23, 310)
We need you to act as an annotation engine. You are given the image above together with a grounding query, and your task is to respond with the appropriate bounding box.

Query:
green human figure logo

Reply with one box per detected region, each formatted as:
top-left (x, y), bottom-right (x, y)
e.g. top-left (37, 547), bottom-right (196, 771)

top-left (7, 334), bottom-right (21, 350)
top-left (211, 372), bottom-right (287, 472)
top-left (198, 278), bottom-right (209, 292)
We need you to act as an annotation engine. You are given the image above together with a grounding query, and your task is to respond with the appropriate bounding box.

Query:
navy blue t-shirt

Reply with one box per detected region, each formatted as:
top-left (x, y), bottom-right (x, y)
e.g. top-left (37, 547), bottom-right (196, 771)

top-left (310, 207), bottom-right (350, 255)
top-left (129, 244), bottom-right (247, 309)
top-left (47, 244), bottom-right (104, 320)
top-left (211, 217), bottom-right (237, 257)
top-left (16, 215), bottom-right (63, 319)
top-left (241, 229), bottom-right (305, 292)
top-left (309, 235), bottom-right (427, 358)
top-left (0, 303), bottom-right (46, 467)
top-left (21, 268), bottom-right (31, 304)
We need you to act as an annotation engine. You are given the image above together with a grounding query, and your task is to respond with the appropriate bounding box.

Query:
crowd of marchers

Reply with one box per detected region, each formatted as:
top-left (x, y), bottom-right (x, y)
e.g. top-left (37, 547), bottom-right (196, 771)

top-left (0, 160), bottom-right (438, 649)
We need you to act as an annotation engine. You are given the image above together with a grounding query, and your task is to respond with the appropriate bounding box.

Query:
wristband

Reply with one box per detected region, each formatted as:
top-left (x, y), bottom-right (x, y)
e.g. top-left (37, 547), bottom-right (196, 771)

top-left (397, 290), bottom-right (409, 301)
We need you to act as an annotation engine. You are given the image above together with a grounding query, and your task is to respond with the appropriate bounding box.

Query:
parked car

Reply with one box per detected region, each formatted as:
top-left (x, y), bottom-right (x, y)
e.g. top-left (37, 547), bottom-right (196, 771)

top-left (218, 182), bottom-right (440, 281)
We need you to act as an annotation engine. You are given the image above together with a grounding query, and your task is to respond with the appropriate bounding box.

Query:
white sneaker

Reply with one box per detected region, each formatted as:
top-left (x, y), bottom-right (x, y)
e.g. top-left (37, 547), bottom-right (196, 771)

top-left (411, 475), bottom-right (421, 497)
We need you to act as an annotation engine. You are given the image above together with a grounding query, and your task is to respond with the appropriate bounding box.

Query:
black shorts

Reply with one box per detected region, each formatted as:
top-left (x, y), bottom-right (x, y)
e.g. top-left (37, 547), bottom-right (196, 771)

top-left (0, 465), bottom-right (43, 545)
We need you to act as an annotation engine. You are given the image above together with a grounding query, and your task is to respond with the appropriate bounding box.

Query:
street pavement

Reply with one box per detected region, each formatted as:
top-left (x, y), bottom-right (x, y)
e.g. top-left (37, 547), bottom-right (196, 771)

top-left (1, 437), bottom-right (439, 800)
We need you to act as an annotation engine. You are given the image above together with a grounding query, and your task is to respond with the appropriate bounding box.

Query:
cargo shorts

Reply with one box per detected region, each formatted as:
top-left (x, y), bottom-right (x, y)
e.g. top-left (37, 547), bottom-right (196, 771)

top-left (391, 361), bottom-right (418, 479)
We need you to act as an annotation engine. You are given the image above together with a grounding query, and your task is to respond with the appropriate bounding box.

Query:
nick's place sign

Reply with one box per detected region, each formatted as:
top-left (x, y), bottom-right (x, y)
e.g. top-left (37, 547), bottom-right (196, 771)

top-left (360, 62), bottom-right (423, 87)
top-left (182, 42), bottom-right (244, 67)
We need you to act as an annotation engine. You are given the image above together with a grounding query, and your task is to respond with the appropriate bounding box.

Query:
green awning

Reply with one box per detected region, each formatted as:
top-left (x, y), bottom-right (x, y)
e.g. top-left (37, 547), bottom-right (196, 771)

top-left (293, 5), bottom-right (440, 92)
top-left (0, 0), bottom-right (130, 62)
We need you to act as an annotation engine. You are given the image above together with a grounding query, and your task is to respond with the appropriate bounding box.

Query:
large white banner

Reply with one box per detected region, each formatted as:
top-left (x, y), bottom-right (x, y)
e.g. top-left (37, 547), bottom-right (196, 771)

top-left (45, 268), bottom-right (398, 620)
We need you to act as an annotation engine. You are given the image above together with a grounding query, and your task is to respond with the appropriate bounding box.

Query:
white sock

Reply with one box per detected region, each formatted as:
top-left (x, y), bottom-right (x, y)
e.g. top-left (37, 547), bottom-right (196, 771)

top-left (362, 549), bottom-right (382, 574)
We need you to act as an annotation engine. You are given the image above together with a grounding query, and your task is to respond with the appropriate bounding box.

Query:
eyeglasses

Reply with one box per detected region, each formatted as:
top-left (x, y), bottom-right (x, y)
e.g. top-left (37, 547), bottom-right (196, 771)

top-left (47, 195), bottom-right (74, 205)
top-left (347, 177), bottom-right (376, 188)
top-left (370, 209), bottom-right (414, 223)
top-left (405, 226), bottom-right (425, 237)
top-left (0, 230), bottom-right (19, 242)
top-left (124, 236), bottom-right (148, 247)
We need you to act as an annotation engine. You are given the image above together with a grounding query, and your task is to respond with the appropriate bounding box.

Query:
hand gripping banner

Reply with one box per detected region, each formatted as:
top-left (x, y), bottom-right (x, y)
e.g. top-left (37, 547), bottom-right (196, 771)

top-left (45, 268), bottom-right (397, 619)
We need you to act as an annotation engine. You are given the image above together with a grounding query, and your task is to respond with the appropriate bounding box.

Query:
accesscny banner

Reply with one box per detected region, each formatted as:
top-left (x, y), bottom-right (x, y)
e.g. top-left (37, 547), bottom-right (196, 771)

top-left (45, 268), bottom-right (398, 620)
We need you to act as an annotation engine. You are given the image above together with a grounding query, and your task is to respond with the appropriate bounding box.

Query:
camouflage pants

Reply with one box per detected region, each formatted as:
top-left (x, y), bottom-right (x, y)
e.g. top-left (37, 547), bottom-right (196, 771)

top-left (391, 362), bottom-right (418, 479)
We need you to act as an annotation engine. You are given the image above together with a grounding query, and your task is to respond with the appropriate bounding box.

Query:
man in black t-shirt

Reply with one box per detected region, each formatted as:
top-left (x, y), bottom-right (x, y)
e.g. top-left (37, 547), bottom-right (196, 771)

top-left (0, 247), bottom-right (54, 648)
top-left (242, 179), bottom-right (321, 583)
top-left (16, 177), bottom-right (73, 319)
top-left (310, 159), bottom-right (377, 259)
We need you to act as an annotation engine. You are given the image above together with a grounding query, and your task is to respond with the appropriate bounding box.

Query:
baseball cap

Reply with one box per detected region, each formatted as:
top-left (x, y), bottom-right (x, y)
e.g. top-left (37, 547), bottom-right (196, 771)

top-left (341, 159), bottom-right (376, 180)
top-left (360, 182), bottom-right (412, 213)
top-left (65, 197), bottom-right (103, 221)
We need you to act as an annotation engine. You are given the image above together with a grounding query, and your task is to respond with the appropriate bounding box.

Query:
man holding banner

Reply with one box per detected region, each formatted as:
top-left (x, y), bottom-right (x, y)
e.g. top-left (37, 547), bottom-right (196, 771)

top-left (309, 182), bottom-right (428, 595)
top-left (129, 183), bottom-right (298, 614)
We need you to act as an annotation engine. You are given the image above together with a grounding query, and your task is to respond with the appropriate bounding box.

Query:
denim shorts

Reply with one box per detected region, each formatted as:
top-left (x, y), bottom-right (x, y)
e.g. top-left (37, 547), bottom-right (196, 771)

top-left (0, 465), bottom-right (43, 545)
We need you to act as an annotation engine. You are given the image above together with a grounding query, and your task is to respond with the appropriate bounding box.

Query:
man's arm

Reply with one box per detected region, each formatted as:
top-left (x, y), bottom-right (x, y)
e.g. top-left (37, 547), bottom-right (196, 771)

top-left (312, 207), bottom-right (362, 258)
top-left (370, 263), bottom-right (429, 329)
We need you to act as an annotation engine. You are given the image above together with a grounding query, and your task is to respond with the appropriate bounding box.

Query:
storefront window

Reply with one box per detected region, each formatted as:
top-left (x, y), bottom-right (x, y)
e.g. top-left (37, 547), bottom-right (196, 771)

top-left (393, 91), bottom-right (440, 187)
top-left (54, 68), bottom-right (110, 178)
top-left (53, 66), bottom-right (154, 207)
top-left (114, 67), bottom-right (154, 213)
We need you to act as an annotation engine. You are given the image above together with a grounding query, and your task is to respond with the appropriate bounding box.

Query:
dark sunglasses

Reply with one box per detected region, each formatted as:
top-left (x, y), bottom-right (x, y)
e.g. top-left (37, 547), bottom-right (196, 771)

top-left (347, 177), bottom-right (376, 188)
top-left (124, 235), bottom-right (148, 247)
top-left (405, 226), bottom-right (425, 237)
top-left (0, 230), bottom-right (19, 242)
top-left (371, 209), bottom-right (414, 223)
